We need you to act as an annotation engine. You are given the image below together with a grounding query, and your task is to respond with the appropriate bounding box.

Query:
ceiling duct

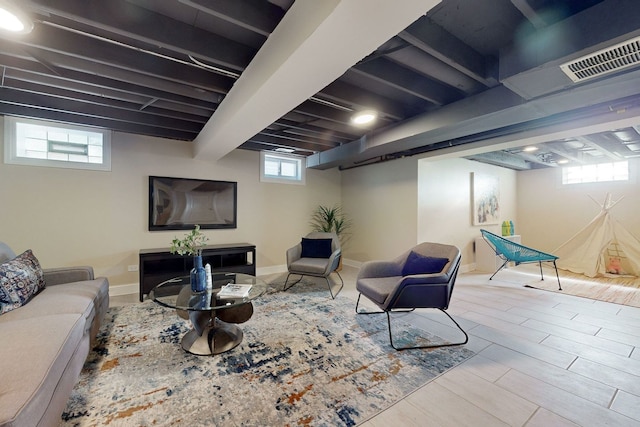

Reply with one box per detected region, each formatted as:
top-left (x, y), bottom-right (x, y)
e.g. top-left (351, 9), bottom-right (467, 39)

top-left (561, 36), bottom-right (640, 83)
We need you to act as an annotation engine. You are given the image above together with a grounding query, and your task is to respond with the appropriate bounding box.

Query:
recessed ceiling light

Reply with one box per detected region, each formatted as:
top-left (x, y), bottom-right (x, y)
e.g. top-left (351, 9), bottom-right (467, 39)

top-left (0, 1), bottom-right (33, 34)
top-left (351, 110), bottom-right (377, 126)
top-left (557, 159), bottom-right (569, 164)
top-left (274, 147), bottom-right (295, 153)
top-left (523, 146), bottom-right (539, 152)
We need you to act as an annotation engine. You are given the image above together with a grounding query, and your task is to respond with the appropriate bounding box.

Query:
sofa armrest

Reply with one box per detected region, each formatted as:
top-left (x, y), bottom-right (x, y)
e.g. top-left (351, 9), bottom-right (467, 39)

top-left (43, 266), bottom-right (95, 286)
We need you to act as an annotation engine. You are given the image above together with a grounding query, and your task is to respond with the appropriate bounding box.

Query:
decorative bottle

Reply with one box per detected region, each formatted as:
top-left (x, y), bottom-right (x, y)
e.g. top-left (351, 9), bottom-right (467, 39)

top-left (205, 263), bottom-right (213, 290)
top-left (501, 221), bottom-right (509, 236)
top-left (190, 255), bottom-right (207, 293)
top-left (509, 220), bottom-right (515, 236)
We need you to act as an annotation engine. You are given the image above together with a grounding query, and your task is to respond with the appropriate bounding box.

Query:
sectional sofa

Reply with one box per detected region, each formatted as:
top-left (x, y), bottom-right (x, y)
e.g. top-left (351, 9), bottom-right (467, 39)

top-left (0, 242), bottom-right (109, 427)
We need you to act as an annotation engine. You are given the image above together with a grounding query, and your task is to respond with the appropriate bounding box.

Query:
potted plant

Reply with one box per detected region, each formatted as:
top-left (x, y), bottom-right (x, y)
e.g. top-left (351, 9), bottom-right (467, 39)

top-left (170, 225), bottom-right (209, 292)
top-left (309, 204), bottom-right (352, 247)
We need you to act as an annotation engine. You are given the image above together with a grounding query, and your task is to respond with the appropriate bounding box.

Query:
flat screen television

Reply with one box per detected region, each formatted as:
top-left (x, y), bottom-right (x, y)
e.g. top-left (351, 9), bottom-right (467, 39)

top-left (149, 176), bottom-right (237, 231)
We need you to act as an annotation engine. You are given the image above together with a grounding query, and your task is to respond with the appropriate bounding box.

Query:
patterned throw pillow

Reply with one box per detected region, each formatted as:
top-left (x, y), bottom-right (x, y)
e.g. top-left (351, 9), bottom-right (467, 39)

top-left (0, 250), bottom-right (46, 315)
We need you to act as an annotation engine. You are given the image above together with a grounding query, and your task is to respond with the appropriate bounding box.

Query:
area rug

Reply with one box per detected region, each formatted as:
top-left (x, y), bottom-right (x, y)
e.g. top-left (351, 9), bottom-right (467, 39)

top-left (61, 281), bottom-right (474, 426)
top-left (520, 266), bottom-right (640, 308)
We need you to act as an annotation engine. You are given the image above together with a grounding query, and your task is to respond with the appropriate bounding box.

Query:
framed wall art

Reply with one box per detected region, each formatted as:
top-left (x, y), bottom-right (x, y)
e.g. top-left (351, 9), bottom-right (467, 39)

top-left (472, 172), bottom-right (500, 225)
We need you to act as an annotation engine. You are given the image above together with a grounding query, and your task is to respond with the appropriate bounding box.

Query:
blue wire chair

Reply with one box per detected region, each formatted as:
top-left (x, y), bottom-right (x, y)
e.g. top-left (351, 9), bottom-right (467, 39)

top-left (481, 229), bottom-right (562, 290)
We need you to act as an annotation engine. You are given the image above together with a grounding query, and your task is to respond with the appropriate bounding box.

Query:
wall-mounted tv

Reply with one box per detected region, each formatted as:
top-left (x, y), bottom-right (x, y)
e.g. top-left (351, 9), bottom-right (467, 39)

top-left (149, 176), bottom-right (237, 231)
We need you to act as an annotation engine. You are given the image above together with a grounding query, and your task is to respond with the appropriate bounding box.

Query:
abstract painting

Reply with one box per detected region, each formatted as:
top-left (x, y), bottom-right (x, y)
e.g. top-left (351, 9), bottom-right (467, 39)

top-left (472, 172), bottom-right (500, 225)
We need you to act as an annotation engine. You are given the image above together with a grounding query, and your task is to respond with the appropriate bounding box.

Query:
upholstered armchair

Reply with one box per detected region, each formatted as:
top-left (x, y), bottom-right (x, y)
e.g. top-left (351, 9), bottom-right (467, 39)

top-left (355, 242), bottom-right (468, 350)
top-left (284, 232), bottom-right (343, 299)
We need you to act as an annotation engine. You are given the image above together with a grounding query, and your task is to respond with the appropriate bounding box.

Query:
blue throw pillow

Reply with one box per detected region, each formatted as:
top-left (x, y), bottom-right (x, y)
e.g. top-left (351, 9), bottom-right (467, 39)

top-left (401, 251), bottom-right (449, 276)
top-left (301, 238), bottom-right (333, 258)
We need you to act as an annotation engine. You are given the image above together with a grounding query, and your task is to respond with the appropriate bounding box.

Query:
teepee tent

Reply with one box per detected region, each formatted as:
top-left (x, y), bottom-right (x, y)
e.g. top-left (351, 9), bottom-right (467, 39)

top-left (554, 194), bottom-right (640, 278)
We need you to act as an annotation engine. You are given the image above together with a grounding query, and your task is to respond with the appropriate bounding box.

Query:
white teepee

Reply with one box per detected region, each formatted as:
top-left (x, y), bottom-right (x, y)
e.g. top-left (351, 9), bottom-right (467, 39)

top-left (554, 193), bottom-right (640, 278)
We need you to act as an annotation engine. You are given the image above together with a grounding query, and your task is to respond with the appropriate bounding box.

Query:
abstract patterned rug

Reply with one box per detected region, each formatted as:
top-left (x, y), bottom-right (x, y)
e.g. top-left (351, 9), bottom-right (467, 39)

top-left (61, 281), bottom-right (474, 426)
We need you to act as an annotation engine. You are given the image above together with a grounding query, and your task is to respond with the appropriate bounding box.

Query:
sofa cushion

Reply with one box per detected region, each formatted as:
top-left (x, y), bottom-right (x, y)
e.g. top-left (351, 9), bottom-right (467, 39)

top-left (0, 313), bottom-right (86, 427)
top-left (300, 238), bottom-right (333, 258)
top-left (401, 251), bottom-right (449, 276)
top-left (356, 276), bottom-right (403, 305)
top-left (0, 250), bottom-right (45, 315)
top-left (290, 257), bottom-right (331, 275)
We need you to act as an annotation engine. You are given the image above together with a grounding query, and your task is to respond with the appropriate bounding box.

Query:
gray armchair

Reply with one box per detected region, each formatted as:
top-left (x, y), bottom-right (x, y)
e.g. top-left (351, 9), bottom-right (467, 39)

top-left (284, 232), bottom-right (343, 298)
top-left (355, 242), bottom-right (468, 350)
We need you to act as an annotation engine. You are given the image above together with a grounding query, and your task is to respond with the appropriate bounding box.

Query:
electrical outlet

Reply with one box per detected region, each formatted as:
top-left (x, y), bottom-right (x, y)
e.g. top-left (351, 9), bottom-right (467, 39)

top-left (127, 265), bottom-right (139, 272)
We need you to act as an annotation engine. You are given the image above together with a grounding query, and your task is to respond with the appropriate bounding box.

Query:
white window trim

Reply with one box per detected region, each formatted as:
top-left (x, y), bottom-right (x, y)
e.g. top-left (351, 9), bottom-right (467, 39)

top-left (561, 160), bottom-right (630, 185)
top-left (3, 116), bottom-right (111, 171)
top-left (260, 151), bottom-right (306, 185)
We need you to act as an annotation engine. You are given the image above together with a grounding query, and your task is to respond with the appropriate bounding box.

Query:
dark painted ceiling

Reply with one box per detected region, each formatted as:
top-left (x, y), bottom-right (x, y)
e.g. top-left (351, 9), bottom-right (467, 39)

top-left (1, 0), bottom-right (640, 170)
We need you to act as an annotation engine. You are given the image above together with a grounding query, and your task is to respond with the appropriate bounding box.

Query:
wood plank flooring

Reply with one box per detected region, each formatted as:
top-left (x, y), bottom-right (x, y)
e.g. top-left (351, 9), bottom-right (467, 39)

top-left (347, 268), bottom-right (640, 427)
top-left (110, 265), bottom-right (640, 426)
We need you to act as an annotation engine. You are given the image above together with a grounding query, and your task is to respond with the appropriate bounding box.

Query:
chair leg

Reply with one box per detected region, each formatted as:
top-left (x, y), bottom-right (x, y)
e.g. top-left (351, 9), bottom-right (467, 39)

top-left (489, 259), bottom-right (509, 280)
top-left (283, 273), bottom-right (303, 292)
top-left (536, 261), bottom-right (562, 291)
top-left (553, 260), bottom-right (562, 291)
top-left (538, 261), bottom-right (545, 280)
top-left (355, 293), bottom-right (414, 314)
top-left (325, 271), bottom-right (344, 299)
top-left (284, 272), bottom-right (344, 299)
top-left (386, 309), bottom-right (468, 351)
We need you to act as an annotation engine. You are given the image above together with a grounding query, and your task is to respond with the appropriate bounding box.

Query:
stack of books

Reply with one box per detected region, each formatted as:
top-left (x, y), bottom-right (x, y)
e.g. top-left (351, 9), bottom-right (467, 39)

top-left (217, 283), bottom-right (252, 299)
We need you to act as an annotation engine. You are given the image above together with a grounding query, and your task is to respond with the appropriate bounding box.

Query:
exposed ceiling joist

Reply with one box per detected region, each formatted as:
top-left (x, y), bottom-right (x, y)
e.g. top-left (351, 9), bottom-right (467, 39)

top-left (1, 0), bottom-right (637, 171)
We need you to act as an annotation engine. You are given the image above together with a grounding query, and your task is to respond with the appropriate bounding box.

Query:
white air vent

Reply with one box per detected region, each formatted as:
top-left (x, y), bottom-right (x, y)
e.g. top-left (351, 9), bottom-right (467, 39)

top-left (560, 36), bottom-right (640, 82)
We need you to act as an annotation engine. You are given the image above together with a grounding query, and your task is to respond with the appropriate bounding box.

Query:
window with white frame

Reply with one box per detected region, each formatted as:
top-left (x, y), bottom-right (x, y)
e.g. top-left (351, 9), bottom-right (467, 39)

top-left (562, 161), bottom-right (629, 184)
top-left (260, 151), bottom-right (305, 184)
top-left (4, 116), bottom-right (111, 171)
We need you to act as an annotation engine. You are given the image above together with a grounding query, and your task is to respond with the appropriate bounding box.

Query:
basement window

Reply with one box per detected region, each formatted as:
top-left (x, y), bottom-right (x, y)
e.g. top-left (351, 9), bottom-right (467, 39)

top-left (562, 161), bottom-right (629, 184)
top-left (260, 151), bottom-right (305, 185)
top-left (3, 116), bottom-right (111, 171)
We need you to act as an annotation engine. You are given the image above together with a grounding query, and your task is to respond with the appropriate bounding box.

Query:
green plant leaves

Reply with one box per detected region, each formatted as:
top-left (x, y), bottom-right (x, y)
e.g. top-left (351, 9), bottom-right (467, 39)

top-left (169, 225), bottom-right (209, 256)
top-left (309, 205), bottom-right (352, 245)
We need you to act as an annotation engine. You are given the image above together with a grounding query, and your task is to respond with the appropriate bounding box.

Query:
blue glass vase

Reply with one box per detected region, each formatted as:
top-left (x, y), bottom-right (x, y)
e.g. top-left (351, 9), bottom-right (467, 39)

top-left (190, 255), bottom-right (207, 293)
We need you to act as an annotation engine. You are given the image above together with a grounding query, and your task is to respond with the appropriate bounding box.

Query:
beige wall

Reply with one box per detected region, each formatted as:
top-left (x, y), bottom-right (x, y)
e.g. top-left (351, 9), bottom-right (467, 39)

top-left (341, 155), bottom-right (518, 269)
top-left (0, 118), bottom-right (341, 288)
top-left (418, 157), bottom-right (518, 267)
top-left (517, 159), bottom-right (640, 252)
top-left (341, 156), bottom-right (419, 262)
top-left (5, 114), bottom-right (639, 290)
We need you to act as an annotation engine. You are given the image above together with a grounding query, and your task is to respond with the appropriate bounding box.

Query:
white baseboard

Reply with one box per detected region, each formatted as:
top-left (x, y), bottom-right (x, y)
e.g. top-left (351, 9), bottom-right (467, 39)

top-left (109, 283), bottom-right (138, 297)
top-left (256, 264), bottom-right (287, 276)
top-left (342, 258), bottom-right (362, 268)
top-left (460, 263), bottom-right (475, 274)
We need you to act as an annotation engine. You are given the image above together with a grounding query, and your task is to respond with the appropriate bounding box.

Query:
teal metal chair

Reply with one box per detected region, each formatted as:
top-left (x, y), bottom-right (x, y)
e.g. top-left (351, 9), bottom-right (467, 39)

top-left (480, 229), bottom-right (562, 290)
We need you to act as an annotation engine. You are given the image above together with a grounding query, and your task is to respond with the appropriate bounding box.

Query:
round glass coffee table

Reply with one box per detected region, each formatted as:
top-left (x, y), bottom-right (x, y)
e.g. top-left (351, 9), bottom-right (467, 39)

top-left (149, 272), bottom-right (267, 356)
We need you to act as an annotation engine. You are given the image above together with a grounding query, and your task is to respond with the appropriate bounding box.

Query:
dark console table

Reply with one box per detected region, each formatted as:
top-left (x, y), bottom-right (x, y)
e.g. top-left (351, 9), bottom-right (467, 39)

top-left (138, 243), bottom-right (256, 301)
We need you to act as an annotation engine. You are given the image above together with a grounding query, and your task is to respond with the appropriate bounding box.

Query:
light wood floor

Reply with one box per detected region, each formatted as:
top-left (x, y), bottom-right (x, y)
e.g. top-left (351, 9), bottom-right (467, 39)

top-left (111, 266), bottom-right (640, 426)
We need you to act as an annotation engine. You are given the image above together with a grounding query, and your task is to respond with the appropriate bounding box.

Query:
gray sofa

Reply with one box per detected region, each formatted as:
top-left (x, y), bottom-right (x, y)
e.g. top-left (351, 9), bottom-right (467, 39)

top-left (0, 242), bottom-right (109, 427)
